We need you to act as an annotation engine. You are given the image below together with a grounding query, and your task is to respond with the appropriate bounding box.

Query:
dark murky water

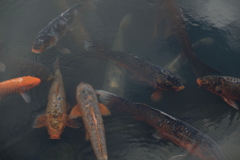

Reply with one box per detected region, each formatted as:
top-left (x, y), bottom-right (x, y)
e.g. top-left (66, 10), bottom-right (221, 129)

top-left (0, 0), bottom-right (240, 159)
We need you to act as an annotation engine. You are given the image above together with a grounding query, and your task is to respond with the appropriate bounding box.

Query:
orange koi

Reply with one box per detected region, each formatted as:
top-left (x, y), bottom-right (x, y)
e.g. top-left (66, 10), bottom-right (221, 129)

top-left (33, 59), bottom-right (80, 139)
top-left (0, 76), bottom-right (41, 103)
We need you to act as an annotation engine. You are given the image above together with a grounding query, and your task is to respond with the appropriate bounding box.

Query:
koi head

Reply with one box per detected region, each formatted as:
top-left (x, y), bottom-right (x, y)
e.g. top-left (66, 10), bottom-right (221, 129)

top-left (32, 35), bottom-right (57, 53)
top-left (197, 76), bottom-right (224, 94)
top-left (155, 70), bottom-right (185, 92)
top-left (77, 82), bottom-right (95, 101)
top-left (20, 76), bottom-right (41, 92)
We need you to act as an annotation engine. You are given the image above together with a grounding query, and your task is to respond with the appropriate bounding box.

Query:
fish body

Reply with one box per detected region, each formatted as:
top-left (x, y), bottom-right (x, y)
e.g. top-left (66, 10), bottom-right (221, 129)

top-left (70, 82), bottom-right (108, 160)
top-left (32, 2), bottom-right (87, 53)
top-left (84, 41), bottom-right (184, 102)
top-left (160, 0), bottom-right (220, 77)
top-left (197, 75), bottom-right (240, 109)
top-left (0, 76), bottom-right (41, 102)
top-left (96, 90), bottom-right (224, 160)
top-left (34, 59), bottom-right (79, 139)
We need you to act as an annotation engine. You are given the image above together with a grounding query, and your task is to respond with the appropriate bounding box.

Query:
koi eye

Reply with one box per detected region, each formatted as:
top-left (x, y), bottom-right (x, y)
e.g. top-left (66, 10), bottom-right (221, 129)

top-left (165, 82), bottom-right (172, 88)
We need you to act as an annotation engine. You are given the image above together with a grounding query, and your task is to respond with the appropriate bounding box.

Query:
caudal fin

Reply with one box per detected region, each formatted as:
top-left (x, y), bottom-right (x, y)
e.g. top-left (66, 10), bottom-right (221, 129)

top-left (95, 90), bottom-right (117, 104)
top-left (190, 56), bottom-right (220, 78)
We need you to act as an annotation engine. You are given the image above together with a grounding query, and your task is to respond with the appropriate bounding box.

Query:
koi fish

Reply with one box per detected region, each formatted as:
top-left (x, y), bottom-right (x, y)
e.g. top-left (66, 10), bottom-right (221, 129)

top-left (197, 75), bottom-right (240, 110)
top-left (84, 41), bottom-right (185, 102)
top-left (69, 82), bottom-right (110, 160)
top-left (160, 0), bottom-right (220, 77)
top-left (96, 90), bottom-right (224, 160)
top-left (31, 1), bottom-right (90, 54)
top-left (0, 76), bottom-right (41, 103)
top-left (0, 55), bottom-right (53, 82)
top-left (33, 59), bottom-right (80, 139)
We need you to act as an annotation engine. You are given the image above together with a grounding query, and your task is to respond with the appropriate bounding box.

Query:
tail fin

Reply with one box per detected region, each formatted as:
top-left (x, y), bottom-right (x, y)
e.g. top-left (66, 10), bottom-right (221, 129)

top-left (95, 90), bottom-right (117, 104)
top-left (190, 56), bottom-right (220, 78)
top-left (84, 41), bottom-right (108, 53)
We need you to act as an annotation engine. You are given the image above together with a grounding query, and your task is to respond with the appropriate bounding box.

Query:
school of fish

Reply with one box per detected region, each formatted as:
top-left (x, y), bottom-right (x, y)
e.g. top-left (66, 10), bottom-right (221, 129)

top-left (2, 0), bottom-right (240, 160)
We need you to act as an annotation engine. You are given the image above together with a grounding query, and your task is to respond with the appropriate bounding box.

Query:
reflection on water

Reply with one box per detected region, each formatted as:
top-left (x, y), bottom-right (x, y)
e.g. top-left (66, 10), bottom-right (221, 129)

top-left (0, 0), bottom-right (240, 159)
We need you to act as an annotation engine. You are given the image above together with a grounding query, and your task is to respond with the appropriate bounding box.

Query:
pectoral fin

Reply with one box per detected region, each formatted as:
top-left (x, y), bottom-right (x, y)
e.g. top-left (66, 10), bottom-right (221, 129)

top-left (164, 26), bottom-right (173, 39)
top-left (66, 117), bottom-right (81, 128)
top-left (33, 114), bottom-right (46, 128)
top-left (151, 89), bottom-right (162, 102)
top-left (98, 103), bottom-right (111, 116)
top-left (69, 105), bottom-right (82, 119)
top-left (221, 96), bottom-right (239, 110)
top-left (20, 92), bottom-right (31, 103)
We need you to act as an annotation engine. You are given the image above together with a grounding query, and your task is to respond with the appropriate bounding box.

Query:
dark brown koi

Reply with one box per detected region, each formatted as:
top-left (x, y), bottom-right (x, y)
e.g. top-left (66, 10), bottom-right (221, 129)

top-left (84, 41), bottom-right (185, 102)
top-left (197, 75), bottom-right (240, 110)
top-left (32, 1), bottom-right (91, 53)
top-left (96, 90), bottom-right (224, 160)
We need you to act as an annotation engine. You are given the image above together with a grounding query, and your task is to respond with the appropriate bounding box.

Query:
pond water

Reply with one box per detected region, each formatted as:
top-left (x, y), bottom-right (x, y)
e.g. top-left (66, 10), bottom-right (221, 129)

top-left (0, 0), bottom-right (240, 160)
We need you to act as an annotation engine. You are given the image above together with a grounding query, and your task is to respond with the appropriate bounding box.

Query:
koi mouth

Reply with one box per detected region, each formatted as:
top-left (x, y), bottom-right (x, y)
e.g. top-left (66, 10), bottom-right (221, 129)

top-left (31, 48), bottom-right (42, 53)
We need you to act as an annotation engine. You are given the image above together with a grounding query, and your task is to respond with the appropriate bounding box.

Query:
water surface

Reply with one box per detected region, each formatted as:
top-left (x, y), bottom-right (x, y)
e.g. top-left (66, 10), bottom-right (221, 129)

top-left (0, 0), bottom-right (240, 159)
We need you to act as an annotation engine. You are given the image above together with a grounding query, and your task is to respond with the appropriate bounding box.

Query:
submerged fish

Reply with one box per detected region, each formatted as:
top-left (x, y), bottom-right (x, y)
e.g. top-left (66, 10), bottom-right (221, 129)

top-left (0, 76), bottom-right (41, 103)
top-left (69, 82), bottom-right (110, 160)
top-left (160, 0), bottom-right (220, 77)
top-left (165, 37), bottom-right (215, 74)
top-left (0, 55), bottom-right (53, 82)
top-left (31, 1), bottom-right (90, 53)
top-left (96, 90), bottom-right (224, 160)
top-left (84, 41), bottom-right (185, 102)
top-left (197, 75), bottom-right (240, 110)
top-left (34, 59), bottom-right (80, 139)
